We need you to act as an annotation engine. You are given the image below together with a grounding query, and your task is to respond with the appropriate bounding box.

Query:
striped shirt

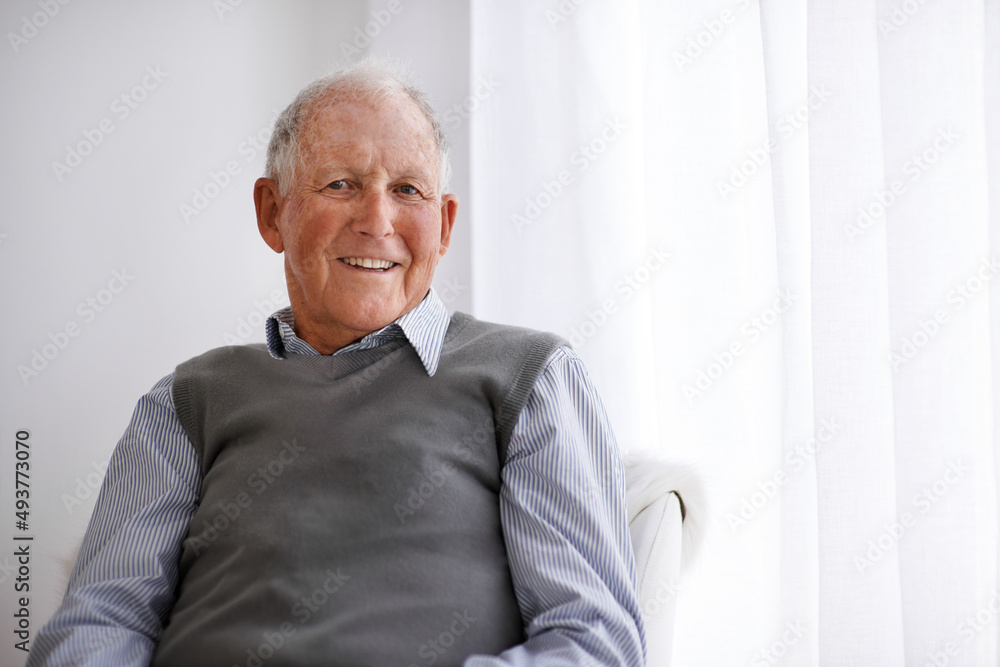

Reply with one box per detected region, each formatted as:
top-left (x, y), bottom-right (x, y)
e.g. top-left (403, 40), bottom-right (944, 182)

top-left (28, 289), bottom-right (645, 666)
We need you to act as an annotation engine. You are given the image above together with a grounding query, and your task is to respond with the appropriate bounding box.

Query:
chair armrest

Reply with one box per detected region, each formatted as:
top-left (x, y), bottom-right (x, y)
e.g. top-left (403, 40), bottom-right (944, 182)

top-left (629, 491), bottom-right (682, 667)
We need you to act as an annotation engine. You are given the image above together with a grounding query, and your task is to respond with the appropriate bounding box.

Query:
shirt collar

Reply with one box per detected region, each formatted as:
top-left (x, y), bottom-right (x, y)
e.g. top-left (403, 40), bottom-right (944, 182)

top-left (264, 288), bottom-right (450, 377)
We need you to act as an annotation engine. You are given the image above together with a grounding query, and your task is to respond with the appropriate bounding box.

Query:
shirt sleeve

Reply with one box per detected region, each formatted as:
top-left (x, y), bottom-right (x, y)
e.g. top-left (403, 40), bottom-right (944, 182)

top-left (464, 346), bottom-right (646, 667)
top-left (27, 374), bottom-right (201, 667)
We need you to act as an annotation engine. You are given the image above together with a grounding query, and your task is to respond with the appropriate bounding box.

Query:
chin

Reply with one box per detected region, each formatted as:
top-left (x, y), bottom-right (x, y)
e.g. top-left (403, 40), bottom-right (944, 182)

top-left (343, 301), bottom-right (405, 330)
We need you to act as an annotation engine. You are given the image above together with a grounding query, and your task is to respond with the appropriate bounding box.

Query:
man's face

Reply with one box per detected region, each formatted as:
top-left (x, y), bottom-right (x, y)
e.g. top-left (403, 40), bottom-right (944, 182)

top-left (255, 93), bottom-right (457, 353)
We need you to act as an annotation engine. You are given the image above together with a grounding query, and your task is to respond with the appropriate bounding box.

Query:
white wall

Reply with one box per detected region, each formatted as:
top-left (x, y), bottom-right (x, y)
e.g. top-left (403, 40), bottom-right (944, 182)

top-left (0, 2), bottom-right (470, 664)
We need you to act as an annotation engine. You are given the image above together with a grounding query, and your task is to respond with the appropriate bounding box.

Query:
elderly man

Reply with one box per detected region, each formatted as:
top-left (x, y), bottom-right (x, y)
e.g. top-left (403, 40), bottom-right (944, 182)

top-left (29, 60), bottom-right (644, 666)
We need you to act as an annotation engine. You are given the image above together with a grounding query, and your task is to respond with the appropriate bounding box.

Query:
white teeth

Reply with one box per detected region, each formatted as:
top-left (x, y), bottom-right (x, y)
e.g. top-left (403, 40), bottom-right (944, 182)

top-left (342, 257), bottom-right (395, 270)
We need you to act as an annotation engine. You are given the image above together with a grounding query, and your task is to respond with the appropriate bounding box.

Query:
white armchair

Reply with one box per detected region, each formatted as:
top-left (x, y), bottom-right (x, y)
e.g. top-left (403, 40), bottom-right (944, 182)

top-left (625, 456), bottom-right (703, 667)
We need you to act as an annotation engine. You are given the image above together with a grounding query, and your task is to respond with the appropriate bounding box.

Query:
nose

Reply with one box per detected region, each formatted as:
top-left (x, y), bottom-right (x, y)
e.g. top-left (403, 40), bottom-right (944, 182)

top-left (350, 189), bottom-right (394, 238)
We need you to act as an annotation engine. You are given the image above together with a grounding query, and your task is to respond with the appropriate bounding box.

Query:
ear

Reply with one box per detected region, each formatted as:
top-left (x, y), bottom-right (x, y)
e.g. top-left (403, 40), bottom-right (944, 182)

top-left (438, 194), bottom-right (458, 256)
top-left (254, 177), bottom-right (285, 253)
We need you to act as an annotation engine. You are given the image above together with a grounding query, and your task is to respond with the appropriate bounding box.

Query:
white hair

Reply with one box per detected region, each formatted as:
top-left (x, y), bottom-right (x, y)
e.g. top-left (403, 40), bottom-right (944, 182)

top-left (264, 57), bottom-right (452, 196)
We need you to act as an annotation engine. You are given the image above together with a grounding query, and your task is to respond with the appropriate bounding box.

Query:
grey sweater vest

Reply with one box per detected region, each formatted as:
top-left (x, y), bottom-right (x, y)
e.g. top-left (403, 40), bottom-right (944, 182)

top-left (152, 312), bottom-right (564, 667)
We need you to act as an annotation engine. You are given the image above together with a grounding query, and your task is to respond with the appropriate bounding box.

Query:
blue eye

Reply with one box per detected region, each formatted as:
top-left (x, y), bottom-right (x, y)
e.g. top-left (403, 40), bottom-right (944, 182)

top-left (398, 184), bottom-right (419, 195)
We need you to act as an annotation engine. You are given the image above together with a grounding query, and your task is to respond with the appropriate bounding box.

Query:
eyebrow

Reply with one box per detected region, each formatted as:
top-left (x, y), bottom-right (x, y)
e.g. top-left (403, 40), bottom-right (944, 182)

top-left (312, 160), bottom-right (436, 185)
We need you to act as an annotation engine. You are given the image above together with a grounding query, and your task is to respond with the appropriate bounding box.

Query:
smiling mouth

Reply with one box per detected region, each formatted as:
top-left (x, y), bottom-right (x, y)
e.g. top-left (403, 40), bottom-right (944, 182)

top-left (338, 257), bottom-right (398, 271)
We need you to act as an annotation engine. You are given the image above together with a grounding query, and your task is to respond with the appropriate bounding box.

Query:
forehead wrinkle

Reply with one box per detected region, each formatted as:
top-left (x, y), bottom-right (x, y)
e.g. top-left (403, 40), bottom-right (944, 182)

top-left (306, 142), bottom-right (437, 188)
top-left (297, 96), bottom-right (440, 186)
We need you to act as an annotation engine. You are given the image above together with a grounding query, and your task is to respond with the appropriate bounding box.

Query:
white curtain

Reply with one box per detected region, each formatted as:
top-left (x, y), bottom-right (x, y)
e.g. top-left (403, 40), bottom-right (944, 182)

top-left (469, 1), bottom-right (999, 664)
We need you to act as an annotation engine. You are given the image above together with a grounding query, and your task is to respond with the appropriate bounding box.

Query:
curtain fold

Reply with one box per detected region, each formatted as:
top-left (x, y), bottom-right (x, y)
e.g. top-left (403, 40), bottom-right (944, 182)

top-left (759, 1), bottom-right (821, 664)
top-left (872, 1), bottom-right (996, 664)
top-left (469, 0), bottom-right (997, 664)
top-left (806, 2), bottom-right (907, 662)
